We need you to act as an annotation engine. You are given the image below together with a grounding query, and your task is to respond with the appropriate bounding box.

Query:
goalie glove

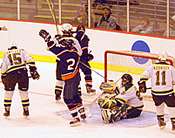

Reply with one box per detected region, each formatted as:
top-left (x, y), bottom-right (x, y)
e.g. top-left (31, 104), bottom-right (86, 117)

top-left (99, 82), bottom-right (117, 94)
top-left (39, 29), bottom-right (51, 43)
top-left (29, 66), bottom-right (40, 80)
top-left (138, 81), bottom-right (146, 93)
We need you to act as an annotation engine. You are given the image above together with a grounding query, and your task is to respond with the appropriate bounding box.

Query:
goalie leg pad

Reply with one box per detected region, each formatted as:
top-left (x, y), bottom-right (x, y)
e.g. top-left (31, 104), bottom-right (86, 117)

top-left (110, 104), bottom-right (129, 121)
top-left (101, 108), bottom-right (114, 124)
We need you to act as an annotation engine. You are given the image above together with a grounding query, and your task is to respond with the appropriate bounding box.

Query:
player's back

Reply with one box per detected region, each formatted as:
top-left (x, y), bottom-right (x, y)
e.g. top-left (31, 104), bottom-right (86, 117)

top-left (57, 48), bottom-right (80, 80)
top-left (1, 49), bottom-right (33, 74)
top-left (142, 62), bottom-right (175, 94)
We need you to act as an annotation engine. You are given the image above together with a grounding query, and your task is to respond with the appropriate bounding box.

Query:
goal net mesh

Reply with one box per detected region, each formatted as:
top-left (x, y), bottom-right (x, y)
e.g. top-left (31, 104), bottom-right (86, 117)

top-left (104, 50), bottom-right (175, 98)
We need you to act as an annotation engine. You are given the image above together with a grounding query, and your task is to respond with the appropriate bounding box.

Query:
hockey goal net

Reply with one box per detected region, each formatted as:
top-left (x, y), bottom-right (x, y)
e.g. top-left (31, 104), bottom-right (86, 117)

top-left (104, 50), bottom-right (175, 98)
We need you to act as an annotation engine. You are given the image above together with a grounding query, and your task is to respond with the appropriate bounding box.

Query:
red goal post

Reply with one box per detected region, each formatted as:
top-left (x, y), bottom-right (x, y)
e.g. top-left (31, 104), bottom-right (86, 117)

top-left (104, 50), bottom-right (175, 82)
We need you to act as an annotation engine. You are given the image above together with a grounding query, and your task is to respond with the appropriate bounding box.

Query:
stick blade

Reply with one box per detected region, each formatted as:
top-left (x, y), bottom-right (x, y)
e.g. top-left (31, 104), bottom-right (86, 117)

top-left (85, 107), bottom-right (92, 117)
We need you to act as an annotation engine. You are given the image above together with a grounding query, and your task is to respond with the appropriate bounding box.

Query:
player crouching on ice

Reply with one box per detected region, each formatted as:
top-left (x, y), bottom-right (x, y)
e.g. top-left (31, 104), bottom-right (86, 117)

top-left (98, 74), bottom-right (144, 124)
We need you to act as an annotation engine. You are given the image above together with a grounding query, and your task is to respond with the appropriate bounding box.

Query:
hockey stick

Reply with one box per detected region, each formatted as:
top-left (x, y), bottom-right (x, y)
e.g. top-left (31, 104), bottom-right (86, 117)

top-left (79, 61), bottom-right (113, 82)
top-left (85, 69), bottom-right (130, 117)
top-left (46, 0), bottom-right (60, 34)
top-left (99, 69), bottom-right (130, 91)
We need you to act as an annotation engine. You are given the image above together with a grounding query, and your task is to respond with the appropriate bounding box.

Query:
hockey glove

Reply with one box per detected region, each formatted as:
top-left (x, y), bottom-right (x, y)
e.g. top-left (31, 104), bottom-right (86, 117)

top-left (99, 82), bottom-right (116, 94)
top-left (138, 81), bottom-right (146, 93)
top-left (39, 29), bottom-right (51, 43)
top-left (30, 67), bottom-right (40, 80)
top-left (86, 53), bottom-right (94, 61)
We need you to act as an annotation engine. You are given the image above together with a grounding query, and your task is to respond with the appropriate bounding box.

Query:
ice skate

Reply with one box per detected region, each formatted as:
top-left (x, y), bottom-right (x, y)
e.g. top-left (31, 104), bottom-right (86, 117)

top-left (172, 122), bottom-right (175, 132)
top-left (55, 93), bottom-right (61, 103)
top-left (78, 108), bottom-right (86, 121)
top-left (3, 106), bottom-right (10, 118)
top-left (86, 85), bottom-right (96, 95)
top-left (69, 118), bottom-right (81, 127)
top-left (158, 119), bottom-right (166, 129)
top-left (23, 106), bottom-right (29, 118)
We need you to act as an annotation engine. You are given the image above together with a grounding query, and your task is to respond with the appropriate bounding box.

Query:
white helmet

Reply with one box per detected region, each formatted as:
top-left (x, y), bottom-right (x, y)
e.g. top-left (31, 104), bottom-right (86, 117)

top-left (8, 43), bottom-right (18, 50)
top-left (158, 51), bottom-right (168, 61)
top-left (61, 23), bottom-right (73, 33)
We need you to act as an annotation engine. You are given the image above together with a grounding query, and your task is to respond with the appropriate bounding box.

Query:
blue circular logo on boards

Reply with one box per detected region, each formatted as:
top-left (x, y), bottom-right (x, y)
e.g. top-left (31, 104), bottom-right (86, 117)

top-left (131, 40), bottom-right (150, 64)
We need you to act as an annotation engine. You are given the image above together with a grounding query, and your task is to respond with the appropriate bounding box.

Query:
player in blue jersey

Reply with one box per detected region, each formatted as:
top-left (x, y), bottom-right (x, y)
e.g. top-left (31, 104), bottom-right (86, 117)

top-left (54, 23), bottom-right (82, 102)
top-left (138, 51), bottom-right (175, 131)
top-left (0, 43), bottom-right (40, 118)
top-left (75, 25), bottom-right (96, 94)
top-left (39, 28), bottom-right (86, 127)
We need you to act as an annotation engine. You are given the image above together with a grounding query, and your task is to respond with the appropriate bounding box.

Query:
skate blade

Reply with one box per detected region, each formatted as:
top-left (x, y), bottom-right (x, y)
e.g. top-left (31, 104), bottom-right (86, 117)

top-left (55, 100), bottom-right (61, 104)
top-left (70, 122), bottom-right (81, 127)
top-left (4, 116), bottom-right (10, 120)
top-left (24, 116), bottom-right (29, 120)
top-left (159, 126), bottom-right (165, 129)
top-left (87, 92), bottom-right (96, 95)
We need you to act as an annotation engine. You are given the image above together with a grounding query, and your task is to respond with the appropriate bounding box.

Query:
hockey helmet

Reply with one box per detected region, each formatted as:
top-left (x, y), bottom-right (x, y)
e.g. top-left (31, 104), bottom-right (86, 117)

top-left (121, 74), bottom-right (133, 86)
top-left (8, 43), bottom-right (18, 50)
top-left (61, 23), bottom-right (73, 33)
top-left (158, 51), bottom-right (168, 61)
top-left (76, 25), bottom-right (85, 33)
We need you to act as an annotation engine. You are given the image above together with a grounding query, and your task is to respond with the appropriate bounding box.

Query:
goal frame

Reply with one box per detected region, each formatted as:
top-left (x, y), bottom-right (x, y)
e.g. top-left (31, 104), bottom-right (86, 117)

top-left (104, 50), bottom-right (175, 82)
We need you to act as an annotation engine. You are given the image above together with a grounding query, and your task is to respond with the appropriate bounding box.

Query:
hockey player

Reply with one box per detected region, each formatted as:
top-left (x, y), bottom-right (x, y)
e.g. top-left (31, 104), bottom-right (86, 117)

top-left (99, 74), bottom-right (144, 124)
top-left (138, 51), bottom-right (175, 131)
top-left (75, 25), bottom-right (96, 94)
top-left (0, 26), bottom-right (7, 31)
top-left (54, 23), bottom-right (82, 102)
top-left (39, 29), bottom-right (86, 127)
top-left (0, 43), bottom-right (40, 118)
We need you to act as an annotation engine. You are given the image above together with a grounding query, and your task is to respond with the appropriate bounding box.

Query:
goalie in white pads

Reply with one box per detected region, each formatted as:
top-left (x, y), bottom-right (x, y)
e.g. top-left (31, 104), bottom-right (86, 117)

top-left (138, 51), bottom-right (175, 131)
top-left (0, 43), bottom-right (40, 118)
top-left (98, 74), bottom-right (144, 124)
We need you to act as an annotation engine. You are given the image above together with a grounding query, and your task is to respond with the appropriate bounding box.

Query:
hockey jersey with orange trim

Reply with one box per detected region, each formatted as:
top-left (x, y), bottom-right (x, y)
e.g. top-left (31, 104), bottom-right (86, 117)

top-left (75, 32), bottom-right (89, 58)
top-left (47, 40), bottom-right (81, 80)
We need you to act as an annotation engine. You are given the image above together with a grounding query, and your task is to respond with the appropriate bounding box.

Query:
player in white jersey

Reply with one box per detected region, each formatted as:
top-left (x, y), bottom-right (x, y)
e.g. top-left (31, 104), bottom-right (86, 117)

top-left (0, 43), bottom-right (40, 118)
top-left (99, 74), bottom-right (144, 123)
top-left (138, 51), bottom-right (175, 131)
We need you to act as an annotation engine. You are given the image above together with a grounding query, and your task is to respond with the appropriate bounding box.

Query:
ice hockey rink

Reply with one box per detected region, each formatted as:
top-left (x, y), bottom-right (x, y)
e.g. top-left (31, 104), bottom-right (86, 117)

top-left (0, 60), bottom-right (175, 138)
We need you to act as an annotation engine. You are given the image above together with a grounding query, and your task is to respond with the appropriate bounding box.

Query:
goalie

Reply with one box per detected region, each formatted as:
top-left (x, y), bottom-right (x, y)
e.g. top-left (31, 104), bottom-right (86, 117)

top-left (98, 74), bottom-right (144, 124)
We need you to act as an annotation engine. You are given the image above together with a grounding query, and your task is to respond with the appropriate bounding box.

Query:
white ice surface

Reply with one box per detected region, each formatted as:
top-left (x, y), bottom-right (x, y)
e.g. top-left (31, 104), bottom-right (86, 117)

top-left (0, 60), bottom-right (174, 138)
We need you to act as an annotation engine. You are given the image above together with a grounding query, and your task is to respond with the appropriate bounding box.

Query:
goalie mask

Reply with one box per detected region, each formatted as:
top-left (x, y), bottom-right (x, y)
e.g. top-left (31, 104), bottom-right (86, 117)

top-left (158, 51), bottom-right (168, 61)
top-left (121, 74), bottom-right (133, 86)
top-left (8, 43), bottom-right (18, 50)
top-left (61, 23), bottom-right (73, 34)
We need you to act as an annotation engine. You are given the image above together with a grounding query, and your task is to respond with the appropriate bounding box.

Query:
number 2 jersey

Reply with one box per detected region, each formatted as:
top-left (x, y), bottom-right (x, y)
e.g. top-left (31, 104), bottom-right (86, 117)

top-left (140, 62), bottom-right (175, 96)
top-left (1, 49), bottom-right (35, 76)
top-left (47, 38), bottom-right (82, 81)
